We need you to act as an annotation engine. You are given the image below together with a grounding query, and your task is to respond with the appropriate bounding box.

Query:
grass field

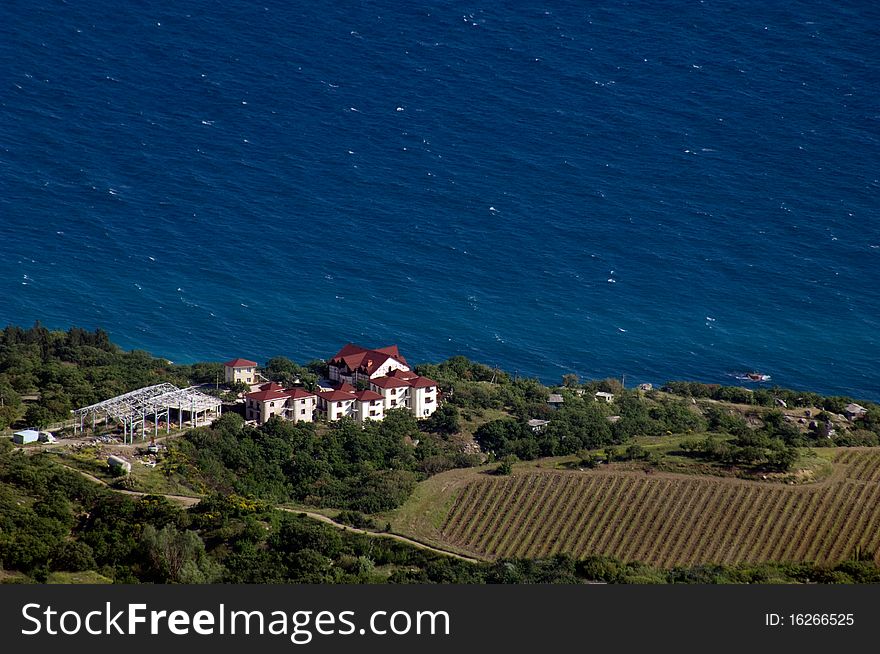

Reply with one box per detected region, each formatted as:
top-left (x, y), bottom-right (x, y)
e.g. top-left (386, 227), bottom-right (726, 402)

top-left (385, 448), bottom-right (880, 567)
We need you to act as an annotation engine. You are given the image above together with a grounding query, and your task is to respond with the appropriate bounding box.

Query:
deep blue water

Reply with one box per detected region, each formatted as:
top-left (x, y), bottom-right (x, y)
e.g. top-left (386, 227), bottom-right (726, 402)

top-left (1, 0), bottom-right (878, 399)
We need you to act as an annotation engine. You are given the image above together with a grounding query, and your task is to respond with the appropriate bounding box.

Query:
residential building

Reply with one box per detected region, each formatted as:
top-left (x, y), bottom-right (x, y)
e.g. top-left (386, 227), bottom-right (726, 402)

top-left (317, 389), bottom-right (357, 422)
top-left (548, 393), bottom-right (565, 409)
top-left (238, 344), bottom-right (440, 425)
top-left (224, 358), bottom-right (258, 385)
top-left (328, 343), bottom-right (410, 384)
top-left (527, 419), bottom-right (550, 433)
top-left (286, 388), bottom-right (318, 423)
top-left (245, 382), bottom-right (317, 425)
top-left (370, 368), bottom-right (439, 418)
top-left (595, 391), bottom-right (615, 403)
top-left (354, 389), bottom-right (385, 423)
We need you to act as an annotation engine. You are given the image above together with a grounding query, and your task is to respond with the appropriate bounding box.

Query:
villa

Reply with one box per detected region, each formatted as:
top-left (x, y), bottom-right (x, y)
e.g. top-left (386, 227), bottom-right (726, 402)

top-left (245, 382), bottom-right (317, 424)
top-left (328, 343), bottom-right (410, 384)
top-left (224, 358), bottom-right (258, 385)
top-left (370, 368), bottom-right (439, 418)
top-left (242, 344), bottom-right (439, 425)
top-left (317, 387), bottom-right (386, 423)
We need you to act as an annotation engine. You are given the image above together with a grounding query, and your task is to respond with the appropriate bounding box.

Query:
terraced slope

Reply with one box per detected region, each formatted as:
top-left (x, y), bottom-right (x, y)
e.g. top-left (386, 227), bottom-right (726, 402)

top-left (434, 450), bottom-right (880, 566)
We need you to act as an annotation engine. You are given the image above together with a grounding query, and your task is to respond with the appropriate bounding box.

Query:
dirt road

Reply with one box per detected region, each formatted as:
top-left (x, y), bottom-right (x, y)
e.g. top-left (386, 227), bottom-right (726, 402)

top-left (56, 462), bottom-right (480, 562)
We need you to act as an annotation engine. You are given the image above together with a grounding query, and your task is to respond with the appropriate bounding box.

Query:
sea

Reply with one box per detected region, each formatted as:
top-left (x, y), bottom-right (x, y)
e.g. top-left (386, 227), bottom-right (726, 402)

top-left (1, 0), bottom-right (878, 400)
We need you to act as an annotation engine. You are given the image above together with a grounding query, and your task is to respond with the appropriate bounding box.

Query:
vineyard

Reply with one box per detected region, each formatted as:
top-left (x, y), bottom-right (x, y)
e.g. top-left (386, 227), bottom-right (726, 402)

top-left (426, 449), bottom-right (880, 566)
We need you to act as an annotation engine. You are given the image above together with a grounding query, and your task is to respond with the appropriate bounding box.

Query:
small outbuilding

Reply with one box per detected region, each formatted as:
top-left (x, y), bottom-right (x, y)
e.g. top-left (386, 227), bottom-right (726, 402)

top-left (12, 429), bottom-right (41, 444)
top-left (595, 391), bottom-right (615, 403)
top-left (844, 403), bottom-right (868, 421)
top-left (547, 394), bottom-right (565, 409)
top-left (527, 419), bottom-right (550, 433)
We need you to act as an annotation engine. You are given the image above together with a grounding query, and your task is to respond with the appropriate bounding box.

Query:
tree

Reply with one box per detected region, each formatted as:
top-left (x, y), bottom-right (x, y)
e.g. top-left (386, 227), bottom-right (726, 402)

top-left (51, 540), bottom-right (97, 572)
top-left (424, 404), bottom-right (461, 435)
top-left (562, 374), bottom-right (580, 388)
top-left (140, 524), bottom-right (221, 583)
top-left (496, 456), bottom-right (516, 475)
top-left (24, 404), bottom-right (52, 429)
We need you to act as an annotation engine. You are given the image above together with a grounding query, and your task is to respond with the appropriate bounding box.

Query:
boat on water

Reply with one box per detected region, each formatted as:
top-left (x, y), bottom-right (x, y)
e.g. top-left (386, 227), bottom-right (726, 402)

top-left (735, 372), bottom-right (771, 382)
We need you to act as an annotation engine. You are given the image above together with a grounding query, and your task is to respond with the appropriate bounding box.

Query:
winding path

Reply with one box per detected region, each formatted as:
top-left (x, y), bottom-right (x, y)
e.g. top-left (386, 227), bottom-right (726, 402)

top-left (56, 462), bottom-right (481, 563)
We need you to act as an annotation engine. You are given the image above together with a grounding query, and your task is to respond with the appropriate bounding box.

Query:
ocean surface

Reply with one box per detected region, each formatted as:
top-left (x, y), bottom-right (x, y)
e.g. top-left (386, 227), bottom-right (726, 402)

top-left (1, 1), bottom-right (878, 399)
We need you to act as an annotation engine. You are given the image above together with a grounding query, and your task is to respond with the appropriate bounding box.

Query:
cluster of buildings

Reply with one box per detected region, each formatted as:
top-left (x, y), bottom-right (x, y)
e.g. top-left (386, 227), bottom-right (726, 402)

top-left (224, 344), bottom-right (439, 426)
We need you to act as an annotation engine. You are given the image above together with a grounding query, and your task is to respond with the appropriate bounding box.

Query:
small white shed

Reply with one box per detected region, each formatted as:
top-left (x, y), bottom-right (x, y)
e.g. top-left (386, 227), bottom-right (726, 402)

top-left (13, 429), bottom-right (41, 444)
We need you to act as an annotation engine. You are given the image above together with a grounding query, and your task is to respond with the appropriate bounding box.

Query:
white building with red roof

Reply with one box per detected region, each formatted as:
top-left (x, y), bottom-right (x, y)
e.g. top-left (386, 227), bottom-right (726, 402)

top-left (245, 382), bottom-right (317, 424)
top-left (224, 357), bottom-right (258, 385)
top-left (328, 343), bottom-right (410, 384)
top-left (370, 368), bottom-right (439, 418)
top-left (240, 344), bottom-right (439, 425)
top-left (316, 388), bottom-right (357, 422)
top-left (354, 389), bottom-right (385, 422)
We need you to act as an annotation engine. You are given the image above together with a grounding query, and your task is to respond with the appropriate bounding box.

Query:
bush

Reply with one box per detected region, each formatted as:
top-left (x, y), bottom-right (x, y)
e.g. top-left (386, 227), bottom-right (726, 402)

top-left (496, 456), bottom-right (517, 476)
top-left (333, 510), bottom-right (378, 530)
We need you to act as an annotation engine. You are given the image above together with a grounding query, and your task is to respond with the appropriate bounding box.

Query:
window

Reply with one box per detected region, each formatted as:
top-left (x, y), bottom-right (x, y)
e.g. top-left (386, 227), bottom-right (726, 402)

top-left (301, 399), bottom-right (306, 404)
top-left (270, 402), bottom-right (275, 407)
top-left (301, 409), bottom-right (306, 415)
top-left (370, 410), bottom-right (377, 416)
top-left (391, 399), bottom-right (397, 407)
top-left (337, 401), bottom-right (342, 407)
top-left (426, 397), bottom-right (434, 403)
top-left (427, 387), bottom-right (434, 392)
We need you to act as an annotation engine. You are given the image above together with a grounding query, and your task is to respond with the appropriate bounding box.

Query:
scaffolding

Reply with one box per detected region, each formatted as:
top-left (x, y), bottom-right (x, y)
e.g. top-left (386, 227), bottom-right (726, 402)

top-left (74, 383), bottom-right (223, 443)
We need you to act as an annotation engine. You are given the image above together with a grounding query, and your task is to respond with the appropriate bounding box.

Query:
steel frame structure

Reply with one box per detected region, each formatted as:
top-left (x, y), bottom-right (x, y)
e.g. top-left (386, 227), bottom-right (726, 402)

top-left (74, 383), bottom-right (223, 443)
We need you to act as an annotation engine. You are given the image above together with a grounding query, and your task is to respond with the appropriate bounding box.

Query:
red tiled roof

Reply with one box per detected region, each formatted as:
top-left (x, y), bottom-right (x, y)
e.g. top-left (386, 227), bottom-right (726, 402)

top-left (387, 368), bottom-right (418, 380)
top-left (331, 381), bottom-right (357, 393)
top-left (354, 389), bottom-right (383, 402)
top-left (370, 376), bottom-right (412, 389)
top-left (317, 390), bottom-right (356, 402)
top-left (258, 382), bottom-right (284, 392)
top-left (245, 389), bottom-right (290, 403)
top-left (224, 358), bottom-right (257, 368)
top-left (409, 376), bottom-right (437, 389)
top-left (329, 343), bottom-right (409, 375)
top-left (287, 388), bottom-right (316, 399)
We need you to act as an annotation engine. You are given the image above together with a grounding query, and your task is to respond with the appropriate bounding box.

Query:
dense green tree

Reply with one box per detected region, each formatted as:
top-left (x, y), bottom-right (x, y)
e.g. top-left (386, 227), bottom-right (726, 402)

top-left (424, 404), bottom-right (461, 435)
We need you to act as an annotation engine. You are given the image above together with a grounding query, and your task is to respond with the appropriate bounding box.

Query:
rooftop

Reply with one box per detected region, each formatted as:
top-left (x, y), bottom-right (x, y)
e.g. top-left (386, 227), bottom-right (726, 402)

top-left (329, 343), bottom-right (408, 375)
top-left (317, 389), bottom-right (357, 402)
top-left (845, 403), bottom-right (868, 414)
top-left (245, 388), bottom-right (292, 403)
top-left (224, 358), bottom-right (257, 368)
top-left (354, 389), bottom-right (384, 402)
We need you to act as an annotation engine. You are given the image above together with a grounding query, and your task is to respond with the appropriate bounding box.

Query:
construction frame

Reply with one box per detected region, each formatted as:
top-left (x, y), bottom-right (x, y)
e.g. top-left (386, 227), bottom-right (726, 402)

top-left (74, 383), bottom-right (223, 443)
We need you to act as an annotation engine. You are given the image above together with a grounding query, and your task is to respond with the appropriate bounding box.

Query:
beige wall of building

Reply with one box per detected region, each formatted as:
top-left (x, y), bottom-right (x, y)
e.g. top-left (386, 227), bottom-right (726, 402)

top-left (226, 365), bottom-right (256, 385)
top-left (288, 396), bottom-right (317, 423)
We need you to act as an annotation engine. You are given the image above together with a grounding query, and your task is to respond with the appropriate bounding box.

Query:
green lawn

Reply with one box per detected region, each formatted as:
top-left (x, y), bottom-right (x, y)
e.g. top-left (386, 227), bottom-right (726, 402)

top-left (47, 571), bottom-right (113, 584)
